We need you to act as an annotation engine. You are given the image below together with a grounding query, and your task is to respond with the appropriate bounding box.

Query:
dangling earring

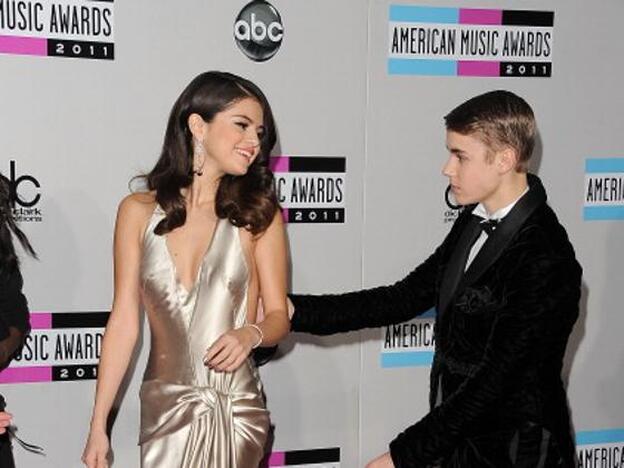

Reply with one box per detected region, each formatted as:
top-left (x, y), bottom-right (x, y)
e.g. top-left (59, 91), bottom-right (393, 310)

top-left (192, 136), bottom-right (206, 176)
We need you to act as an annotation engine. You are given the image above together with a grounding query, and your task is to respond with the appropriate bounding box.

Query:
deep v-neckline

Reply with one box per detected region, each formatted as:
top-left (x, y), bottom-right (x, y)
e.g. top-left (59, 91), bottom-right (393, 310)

top-left (164, 217), bottom-right (221, 296)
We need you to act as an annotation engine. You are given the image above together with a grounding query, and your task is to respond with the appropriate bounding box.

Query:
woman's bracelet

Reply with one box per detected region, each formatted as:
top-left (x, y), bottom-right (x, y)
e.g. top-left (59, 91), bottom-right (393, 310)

top-left (246, 324), bottom-right (263, 349)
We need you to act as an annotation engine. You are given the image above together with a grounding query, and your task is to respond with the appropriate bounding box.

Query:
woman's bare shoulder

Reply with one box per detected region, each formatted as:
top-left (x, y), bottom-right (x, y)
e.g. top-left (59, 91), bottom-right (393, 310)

top-left (117, 191), bottom-right (157, 225)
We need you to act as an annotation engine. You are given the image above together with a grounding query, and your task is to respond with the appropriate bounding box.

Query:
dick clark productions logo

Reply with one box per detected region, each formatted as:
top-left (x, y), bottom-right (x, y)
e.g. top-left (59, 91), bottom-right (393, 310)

top-left (234, 0), bottom-right (284, 62)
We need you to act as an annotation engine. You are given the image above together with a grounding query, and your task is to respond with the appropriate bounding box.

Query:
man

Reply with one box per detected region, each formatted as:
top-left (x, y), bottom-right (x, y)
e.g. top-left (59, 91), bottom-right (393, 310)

top-left (290, 91), bottom-right (581, 468)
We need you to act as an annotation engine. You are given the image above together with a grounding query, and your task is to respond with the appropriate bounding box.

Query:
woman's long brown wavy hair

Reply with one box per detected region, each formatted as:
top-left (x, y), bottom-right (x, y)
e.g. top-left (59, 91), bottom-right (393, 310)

top-left (144, 71), bottom-right (278, 236)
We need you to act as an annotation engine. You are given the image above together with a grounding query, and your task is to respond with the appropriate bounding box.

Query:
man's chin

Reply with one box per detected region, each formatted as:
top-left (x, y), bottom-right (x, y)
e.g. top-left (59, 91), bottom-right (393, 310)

top-left (454, 194), bottom-right (471, 205)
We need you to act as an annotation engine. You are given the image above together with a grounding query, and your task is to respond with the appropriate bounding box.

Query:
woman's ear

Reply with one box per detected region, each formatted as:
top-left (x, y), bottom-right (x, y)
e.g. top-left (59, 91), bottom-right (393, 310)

top-left (187, 113), bottom-right (205, 139)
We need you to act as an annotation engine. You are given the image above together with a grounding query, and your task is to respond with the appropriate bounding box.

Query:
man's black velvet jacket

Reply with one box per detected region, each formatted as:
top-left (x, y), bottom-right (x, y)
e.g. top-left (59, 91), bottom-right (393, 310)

top-left (290, 175), bottom-right (581, 468)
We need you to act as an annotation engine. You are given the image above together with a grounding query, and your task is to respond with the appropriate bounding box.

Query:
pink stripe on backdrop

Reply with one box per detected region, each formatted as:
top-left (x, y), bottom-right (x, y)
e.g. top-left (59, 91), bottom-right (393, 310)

top-left (459, 8), bottom-right (502, 25)
top-left (0, 366), bottom-right (52, 384)
top-left (29, 312), bottom-right (52, 329)
top-left (266, 452), bottom-right (286, 466)
top-left (0, 35), bottom-right (47, 56)
top-left (270, 156), bottom-right (290, 173)
top-left (280, 208), bottom-right (289, 224)
top-left (458, 61), bottom-right (500, 77)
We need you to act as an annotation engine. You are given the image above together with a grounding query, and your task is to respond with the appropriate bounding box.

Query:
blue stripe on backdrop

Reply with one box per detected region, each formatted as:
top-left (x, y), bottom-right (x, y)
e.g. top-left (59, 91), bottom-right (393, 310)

top-left (576, 428), bottom-right (624, 445)
top-left (388, 58), bottom-right (457, 76)
top-left (583, 206), bottom-right (624, 220)
top-left (381, 352), bottom-right (434, 368)
top-left (389, 5), bottom-right (459, 24)
top-left (585, 158), bottom-right (624, 173)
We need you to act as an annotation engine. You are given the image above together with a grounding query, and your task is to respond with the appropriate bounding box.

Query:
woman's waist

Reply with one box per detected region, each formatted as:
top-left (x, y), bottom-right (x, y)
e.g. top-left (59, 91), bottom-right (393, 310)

top-left (143, 355), bottom-right (261, 390)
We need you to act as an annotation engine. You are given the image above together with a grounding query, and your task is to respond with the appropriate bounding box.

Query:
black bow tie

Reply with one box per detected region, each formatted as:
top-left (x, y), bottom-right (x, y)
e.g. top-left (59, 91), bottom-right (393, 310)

top-left (478, 218), bottom-right (500, 235)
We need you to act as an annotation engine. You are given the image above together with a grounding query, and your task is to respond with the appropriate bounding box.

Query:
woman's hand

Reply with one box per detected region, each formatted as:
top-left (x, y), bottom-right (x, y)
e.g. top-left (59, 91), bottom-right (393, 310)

top-left (0, 411), bottom-right (11, 435)
top-left (81, 429), bottom-right (110, 468)
top-left (204, 326), bottom-right (261, 372)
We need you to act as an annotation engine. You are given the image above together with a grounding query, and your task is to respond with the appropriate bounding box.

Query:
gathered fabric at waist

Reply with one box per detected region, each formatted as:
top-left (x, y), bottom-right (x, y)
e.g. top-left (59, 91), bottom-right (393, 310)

top-left (139, 366), bottom-right (266, 446)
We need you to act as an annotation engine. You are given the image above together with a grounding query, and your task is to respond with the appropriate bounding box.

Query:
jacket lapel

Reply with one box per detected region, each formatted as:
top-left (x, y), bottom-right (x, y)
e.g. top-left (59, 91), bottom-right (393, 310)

top-left (461, 174), bottom-right (546, 290)
top-left (438, 174), bottom-right (546, 315)
top-left (437, 214), bottom-right (481, 316)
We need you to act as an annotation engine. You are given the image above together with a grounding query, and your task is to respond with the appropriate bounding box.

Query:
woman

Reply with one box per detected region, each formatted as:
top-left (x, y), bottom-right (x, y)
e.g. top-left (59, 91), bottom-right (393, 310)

top-left (0, 172), bottom-right (37, 467)
top-left (82, 71), bottom-right (289, 468)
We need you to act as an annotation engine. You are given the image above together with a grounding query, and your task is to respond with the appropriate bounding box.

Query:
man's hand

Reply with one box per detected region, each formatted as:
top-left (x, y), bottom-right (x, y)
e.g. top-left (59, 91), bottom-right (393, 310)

top-left (366, 452), bottom-right (395, 468)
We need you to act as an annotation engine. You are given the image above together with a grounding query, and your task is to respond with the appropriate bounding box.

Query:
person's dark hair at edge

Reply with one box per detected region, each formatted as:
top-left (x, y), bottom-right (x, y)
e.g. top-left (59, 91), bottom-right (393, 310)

top-left (143, 71), bottom-right (279, 236)
top-left (0, 173), bottom-right (37, 276)
top-left (444, 90), bottom-right (536, 172)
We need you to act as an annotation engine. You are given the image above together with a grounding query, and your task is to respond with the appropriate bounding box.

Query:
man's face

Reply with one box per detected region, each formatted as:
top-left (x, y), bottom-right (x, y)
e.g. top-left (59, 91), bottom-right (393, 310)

top-left (442, 130), bottom-right (503, 208)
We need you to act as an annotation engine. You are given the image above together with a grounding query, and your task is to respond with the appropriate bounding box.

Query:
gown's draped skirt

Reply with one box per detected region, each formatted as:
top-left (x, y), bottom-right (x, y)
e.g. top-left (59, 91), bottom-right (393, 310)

top-left (139, 209), bottom-right (269, 468)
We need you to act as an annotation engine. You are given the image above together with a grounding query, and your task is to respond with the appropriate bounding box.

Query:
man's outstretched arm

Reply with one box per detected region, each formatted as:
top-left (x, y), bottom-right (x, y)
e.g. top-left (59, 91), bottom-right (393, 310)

top-left (289, 245), bottom-right (442, 335)
top-left (288, 209), bottom-right (475, 336)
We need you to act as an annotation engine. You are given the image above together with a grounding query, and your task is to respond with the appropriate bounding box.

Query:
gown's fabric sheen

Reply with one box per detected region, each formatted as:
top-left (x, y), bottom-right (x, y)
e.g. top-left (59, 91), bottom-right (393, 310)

top-left (139, 207), bottom-right (269, 467)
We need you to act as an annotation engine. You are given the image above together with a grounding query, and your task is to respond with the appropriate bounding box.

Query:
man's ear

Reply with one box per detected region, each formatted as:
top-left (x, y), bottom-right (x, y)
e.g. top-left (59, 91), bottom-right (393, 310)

top-left (497, 147), bottom-right (518, 174)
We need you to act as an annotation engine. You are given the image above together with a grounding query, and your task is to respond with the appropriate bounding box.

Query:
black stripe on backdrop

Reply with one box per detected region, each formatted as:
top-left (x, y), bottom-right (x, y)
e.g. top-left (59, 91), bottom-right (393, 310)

top-left (502, 10), bottom-right (554, 27)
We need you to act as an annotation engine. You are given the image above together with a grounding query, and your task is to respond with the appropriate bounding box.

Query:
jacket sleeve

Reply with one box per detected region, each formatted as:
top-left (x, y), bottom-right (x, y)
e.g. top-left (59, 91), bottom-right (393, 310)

top-left (289, 244), bottom-right (442, 335)
top-left (388, 249), bottom-right (582, 467)
top-left (288, 210), bottom-right (474, 336)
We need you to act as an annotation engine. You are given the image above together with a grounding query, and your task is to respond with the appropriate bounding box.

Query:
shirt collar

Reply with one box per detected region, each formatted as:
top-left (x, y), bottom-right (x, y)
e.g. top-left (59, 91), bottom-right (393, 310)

top-left (472, 186), bottom-right (529, 221)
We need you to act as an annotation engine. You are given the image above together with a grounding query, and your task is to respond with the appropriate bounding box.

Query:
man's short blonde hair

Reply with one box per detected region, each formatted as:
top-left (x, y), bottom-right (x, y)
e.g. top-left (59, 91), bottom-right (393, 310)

top-left (444, 90), bottom-right (536, 172)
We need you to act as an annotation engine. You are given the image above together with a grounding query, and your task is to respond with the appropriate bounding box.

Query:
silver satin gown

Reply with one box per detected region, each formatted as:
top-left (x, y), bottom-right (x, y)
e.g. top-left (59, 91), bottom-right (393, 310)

top-left (138, 207), bottom-right (269, 467)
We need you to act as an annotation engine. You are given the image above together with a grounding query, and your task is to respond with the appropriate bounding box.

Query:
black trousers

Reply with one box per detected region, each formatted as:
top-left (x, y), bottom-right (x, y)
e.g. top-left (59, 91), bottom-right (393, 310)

top-left (0, 432), bottom-right (15, 468)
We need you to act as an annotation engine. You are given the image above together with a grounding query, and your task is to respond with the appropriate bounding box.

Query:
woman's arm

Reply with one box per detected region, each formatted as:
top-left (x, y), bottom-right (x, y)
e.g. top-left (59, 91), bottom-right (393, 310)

top-left (206, 212), bottom-right (289, 372)
top-left (250, 211), bottom-right (290, 345)
top-left (82, 195), bottom-right (148, 467)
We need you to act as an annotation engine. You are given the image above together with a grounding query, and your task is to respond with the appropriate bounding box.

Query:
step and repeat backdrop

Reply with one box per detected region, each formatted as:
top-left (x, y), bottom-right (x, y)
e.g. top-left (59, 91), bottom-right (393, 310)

top-left (1, 1), bottom-right (622, 467)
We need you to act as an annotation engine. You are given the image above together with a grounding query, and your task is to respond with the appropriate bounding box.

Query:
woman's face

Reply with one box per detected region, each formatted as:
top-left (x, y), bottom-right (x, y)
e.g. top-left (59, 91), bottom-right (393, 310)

top-left (198, 97), bottom-right (265, 177)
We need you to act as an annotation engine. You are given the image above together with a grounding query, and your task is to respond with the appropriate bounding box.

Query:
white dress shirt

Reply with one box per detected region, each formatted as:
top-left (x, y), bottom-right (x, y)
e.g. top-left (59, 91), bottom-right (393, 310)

top-left (465, 187), bottom-right (529, 271)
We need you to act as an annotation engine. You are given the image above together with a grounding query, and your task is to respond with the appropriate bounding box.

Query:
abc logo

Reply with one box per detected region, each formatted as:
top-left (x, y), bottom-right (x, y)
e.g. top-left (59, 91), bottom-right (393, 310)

top-left (8, 160), bottom-right (40, 208)
top-left (234, 0), bottom-right (283, 62)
